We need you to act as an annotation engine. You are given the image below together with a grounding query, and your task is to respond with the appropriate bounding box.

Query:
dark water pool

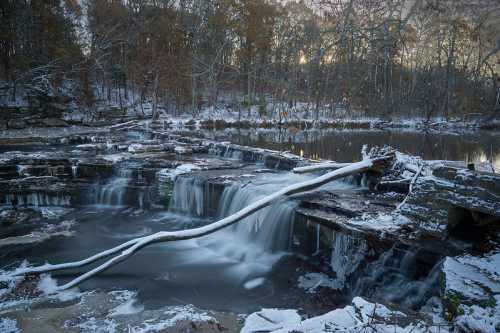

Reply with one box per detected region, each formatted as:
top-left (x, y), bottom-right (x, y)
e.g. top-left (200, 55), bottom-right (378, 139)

top-left (203, 128), bottom-right (500, 170)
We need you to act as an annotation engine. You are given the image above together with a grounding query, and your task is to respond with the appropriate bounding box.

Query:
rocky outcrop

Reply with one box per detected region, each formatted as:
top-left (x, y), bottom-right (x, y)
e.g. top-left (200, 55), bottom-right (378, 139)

top-left (400, 165), bottom-right (500, 236)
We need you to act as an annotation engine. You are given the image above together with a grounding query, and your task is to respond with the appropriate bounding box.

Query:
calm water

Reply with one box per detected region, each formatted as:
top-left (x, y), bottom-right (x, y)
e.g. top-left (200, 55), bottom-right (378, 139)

top-left (203, 128), bottom-right (500, 170)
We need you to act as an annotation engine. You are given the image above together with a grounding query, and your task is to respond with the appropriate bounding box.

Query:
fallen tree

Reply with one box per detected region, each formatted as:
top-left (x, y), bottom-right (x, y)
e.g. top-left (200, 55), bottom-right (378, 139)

top-left (14, 154), bottom-right (393, 290)
top-left (293, 162), bottom-right (352, 174)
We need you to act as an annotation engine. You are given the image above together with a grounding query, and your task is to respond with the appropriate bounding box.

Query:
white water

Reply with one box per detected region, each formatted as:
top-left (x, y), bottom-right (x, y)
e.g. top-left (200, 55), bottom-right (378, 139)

top-left (166, 172), bottom-right (317, 282)
top-left (94, 168), bottom-right (133, 206)
top-left (353, 245), bottom-right (441, 309)
top-left (95, 177), bottom-right (129, 206)
top-left (169, 177), bottom-right (205, 216)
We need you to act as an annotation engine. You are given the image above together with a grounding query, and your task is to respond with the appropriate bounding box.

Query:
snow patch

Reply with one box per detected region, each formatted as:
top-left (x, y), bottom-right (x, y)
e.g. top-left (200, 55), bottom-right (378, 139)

top-left (297, 272), bottom-right (339, 293)
top-left (0, 318), bottom-right (20, 333)
top-left (109, 290), bottom-right (144, 316)
top-left (37, 274), bottom-right (81, 302)
top-left (128, 305), bottom-right (216, 333)
top-left (241, 309), bottom-right (301, 333)
top-left (454, 295), bottom-right (500, 333)
top-left (72, 317), bottom-right (118, 333)
top-left (243, 277), bottom-right (265, 290)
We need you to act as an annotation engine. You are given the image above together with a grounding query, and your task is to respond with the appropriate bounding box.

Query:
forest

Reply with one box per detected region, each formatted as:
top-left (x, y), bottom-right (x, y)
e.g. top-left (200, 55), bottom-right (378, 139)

top-left (1, 0), bottom-right (499, 120)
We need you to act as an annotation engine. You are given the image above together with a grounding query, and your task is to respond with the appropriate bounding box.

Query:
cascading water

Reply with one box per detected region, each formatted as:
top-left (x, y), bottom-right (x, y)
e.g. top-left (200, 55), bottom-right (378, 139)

top-left (94, 168), bottom-right (132, 207)
top-left (95, 177), bottom-right (129, 206)
top-left (169, 176), bottom-right (205, 216)
top-left (167, 172), bottom-right (310, 284)
top-left (353, 245), bottom-right (442, 310)
top-left (213, 183), bottom-right (296, 255)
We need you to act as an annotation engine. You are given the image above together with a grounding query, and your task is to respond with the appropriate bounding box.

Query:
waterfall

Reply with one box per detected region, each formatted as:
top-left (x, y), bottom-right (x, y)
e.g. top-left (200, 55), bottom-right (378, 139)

top-left (169, 176), bottom-right (205, 216)
top-left (213, 183), bottom-right (296, 255)
top-left (353, 246), bottom-right (442, 310)
top-left (165, 172), bottom-right (305, 282)
top-left (193, 173), bottom-right (302, 281)
top-left (95, 177), bottom-right (129, 206)
top-left (224, 148), bottom-right (243, 160)
top-left (71, 165), bottom-right (78, 178)
top-left (94, 169), bottom-right (132, 206)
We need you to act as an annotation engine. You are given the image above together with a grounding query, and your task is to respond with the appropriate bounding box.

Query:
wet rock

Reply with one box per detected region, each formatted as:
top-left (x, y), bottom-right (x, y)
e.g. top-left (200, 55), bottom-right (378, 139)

top-left (74, 160), bottom-right (115, 179)
top-left (40, 118), bottom-right (68, 127)
top-left (128, 143), bottom-right (165, 153)
top-left (0, 209), bottom-right (30, 226)
top-left (400, 166), bottom-right (500, 236)
top-left (264, 154), bottom-right (298, 171)
top-left (76, 143), bottom-right (108, 151)
top-left (7, 119), bottom-right (27, 129)
top-left (0, 219), bottom-right (75, 248)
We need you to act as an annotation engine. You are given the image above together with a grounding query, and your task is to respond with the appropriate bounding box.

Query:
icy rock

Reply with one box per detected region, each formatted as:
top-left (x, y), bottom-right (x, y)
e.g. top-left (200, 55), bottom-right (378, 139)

top-left (0, 318), bottom-right (20, 333)
top-left (0, 209), bottom-right (30, 226)
top-left (76, 143), bottom-right (107, 151)
top-left (241, 309), bottom-right (301, 333)
top-left (454, 295), bottom-right (500, 333)
top-left (0, 219), bottom-right (75, 248)
top-left (174, 146), bottom-right (193, 154)
top-left (400, 166), bottom-right (500, 234)
top-left (128, 144), bottom-right (165, 153)
top-left (441, 250), bottom-right (500, 321)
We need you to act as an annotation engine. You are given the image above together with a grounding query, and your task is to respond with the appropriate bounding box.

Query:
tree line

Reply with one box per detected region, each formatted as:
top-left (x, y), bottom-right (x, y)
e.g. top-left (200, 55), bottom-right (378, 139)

top-left (1, 0), bottom-right (499, 120)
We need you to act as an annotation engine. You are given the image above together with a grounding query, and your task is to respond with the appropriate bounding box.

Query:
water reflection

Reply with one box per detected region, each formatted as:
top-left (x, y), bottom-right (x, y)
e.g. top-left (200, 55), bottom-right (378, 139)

top-left (209, 128), bottom-right (500, 170)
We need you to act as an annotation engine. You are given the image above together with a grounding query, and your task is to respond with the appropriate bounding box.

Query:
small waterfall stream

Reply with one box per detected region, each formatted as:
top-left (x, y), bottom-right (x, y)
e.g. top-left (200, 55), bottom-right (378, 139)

top-left (95, 177), bottom-right (129, 206)
top-left (169, 177), bottom-right (205, 216)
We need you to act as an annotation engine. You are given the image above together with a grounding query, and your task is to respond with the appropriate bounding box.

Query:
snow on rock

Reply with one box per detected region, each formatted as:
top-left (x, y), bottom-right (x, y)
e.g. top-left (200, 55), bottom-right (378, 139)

top-left (174, 146), bottom-right (193, 154)
top-left (0, 219), bottom-right (76, 248)
top-left (0, 261), bottom-right (30, 299)
top-left (0, 318), bottom-right (21, 333)
top-left (109, 290), bottom-right (144, 316)
top-left (297, 272), bottom-right (339, 293)
top-left (171, 164), bottom-right (201, 180)
top-left (128, 144), bottom-right (165, 153)
top-left (72, 317), bottom-right (118, 333)
top-left (129, 305), bottom-right (216, 333)
top-left (242, 297), bottom-right (437, 333)
top-left (102, 153), bottom-right (132, 163)
top-left (454, 295), bottom-right (500, 333)
top-left (37, 274), bottom-right (81, 302)
top-left (442, 249), bottom-right (500, 330)
top-left (241, 309), bottom-right (301, 333)
top-left (76, 143), bottom-right (108, 151)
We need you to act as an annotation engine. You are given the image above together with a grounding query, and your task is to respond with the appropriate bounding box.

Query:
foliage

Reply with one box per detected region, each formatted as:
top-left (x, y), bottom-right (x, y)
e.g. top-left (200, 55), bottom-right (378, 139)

top-left (1, 0), bottom-right (499, 118)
